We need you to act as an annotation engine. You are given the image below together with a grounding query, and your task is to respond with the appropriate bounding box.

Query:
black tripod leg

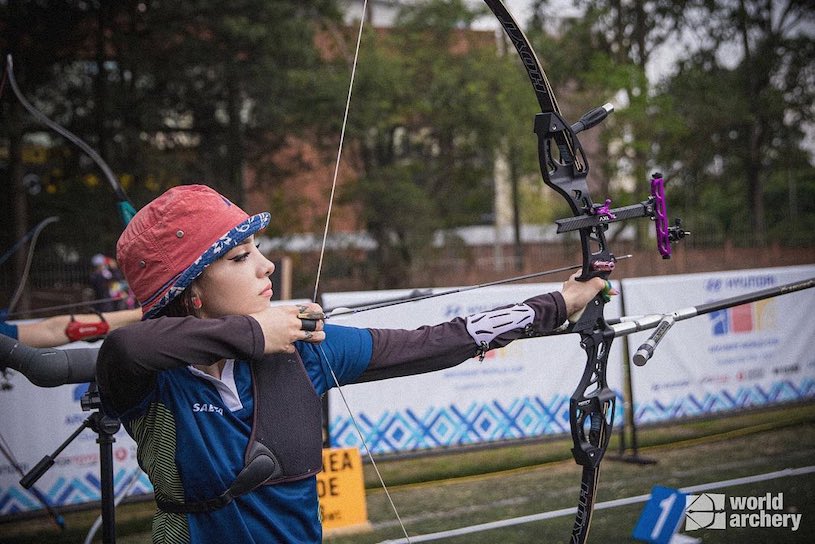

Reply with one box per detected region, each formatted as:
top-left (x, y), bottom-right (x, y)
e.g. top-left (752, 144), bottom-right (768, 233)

top-left (89, 412), bottom-right (121, 544)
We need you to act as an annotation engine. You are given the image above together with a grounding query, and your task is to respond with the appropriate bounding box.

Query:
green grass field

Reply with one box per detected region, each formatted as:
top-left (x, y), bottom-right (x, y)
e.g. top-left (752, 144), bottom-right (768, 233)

top-left (3, 403), bottom-right (813, 543)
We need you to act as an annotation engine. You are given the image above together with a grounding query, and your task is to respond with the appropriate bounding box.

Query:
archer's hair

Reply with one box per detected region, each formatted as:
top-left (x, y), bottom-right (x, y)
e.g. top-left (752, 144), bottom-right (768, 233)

top-left (156, 286), bottom-right (201, 318)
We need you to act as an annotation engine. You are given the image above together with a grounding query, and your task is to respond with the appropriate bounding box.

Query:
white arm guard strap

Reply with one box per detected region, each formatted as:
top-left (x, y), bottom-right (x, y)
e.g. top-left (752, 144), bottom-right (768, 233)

top-left (465, 303), bottom-right (536, 356)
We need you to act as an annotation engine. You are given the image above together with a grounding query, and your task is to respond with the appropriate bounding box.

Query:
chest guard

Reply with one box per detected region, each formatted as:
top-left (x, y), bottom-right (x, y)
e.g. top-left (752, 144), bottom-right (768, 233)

top-left (157, 352), bottom-right (323, 514)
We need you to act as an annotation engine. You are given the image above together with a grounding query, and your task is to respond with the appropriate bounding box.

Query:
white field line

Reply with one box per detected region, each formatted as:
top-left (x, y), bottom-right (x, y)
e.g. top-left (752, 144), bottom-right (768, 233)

top-left (377, 465), bottom-right (815, 544)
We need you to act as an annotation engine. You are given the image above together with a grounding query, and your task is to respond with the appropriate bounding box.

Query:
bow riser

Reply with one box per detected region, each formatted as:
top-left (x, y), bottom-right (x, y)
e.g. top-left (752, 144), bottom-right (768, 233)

top-left (532, 111), bottom-right (617, 289)
top-left (570, 328), bottom-right (616, 467)
top-left (569, 326), bottom-right (615, 543)
top-left (534, 112), bottom-right (591, 210)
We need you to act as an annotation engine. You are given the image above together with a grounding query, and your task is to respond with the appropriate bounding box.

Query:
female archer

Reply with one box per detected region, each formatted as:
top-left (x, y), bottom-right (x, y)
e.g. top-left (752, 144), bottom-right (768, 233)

top-left (96, 184), bottom-right (608, 543)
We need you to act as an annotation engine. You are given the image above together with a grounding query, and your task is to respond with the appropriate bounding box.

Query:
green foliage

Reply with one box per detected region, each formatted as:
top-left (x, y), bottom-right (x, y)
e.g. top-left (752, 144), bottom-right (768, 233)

top-left (4, 0), bottom-right (814, 303)
top-left (651, 0), bottom-right (815, 245)
top-left (338, 0), bottom-right (541, 287)
top-left (1, 0), bottom-right (337, 290)
top-left (765, 166), bottom-right (815, 246)
top-left (530, 0), bottom-right (815, 247)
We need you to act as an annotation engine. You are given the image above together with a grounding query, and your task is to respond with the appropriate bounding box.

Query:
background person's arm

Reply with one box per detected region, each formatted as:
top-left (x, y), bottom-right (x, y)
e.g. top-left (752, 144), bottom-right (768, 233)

top-left (16, 308), bottom-right (142, 347)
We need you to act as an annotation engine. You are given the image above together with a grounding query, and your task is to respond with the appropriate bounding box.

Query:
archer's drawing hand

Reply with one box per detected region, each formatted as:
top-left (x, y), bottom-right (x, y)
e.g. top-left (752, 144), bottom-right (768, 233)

top-left (250, 304), bottom-right (325, 354)
top-left (561, 273), bottom-right (617, 320)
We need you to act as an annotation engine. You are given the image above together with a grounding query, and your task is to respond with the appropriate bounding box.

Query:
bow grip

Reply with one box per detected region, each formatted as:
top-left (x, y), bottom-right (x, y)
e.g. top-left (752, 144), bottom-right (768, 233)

top-left (570, 384), bottom-right (616, 468)
top-left (575, 253), bottom-right (615, 286)
top-left (567, 256), bottom-right (614, 329)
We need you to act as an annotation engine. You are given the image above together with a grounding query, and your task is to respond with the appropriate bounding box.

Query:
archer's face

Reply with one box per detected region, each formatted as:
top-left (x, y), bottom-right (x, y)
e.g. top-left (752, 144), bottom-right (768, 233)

top-left (194, 236), bottom-right (276, 317)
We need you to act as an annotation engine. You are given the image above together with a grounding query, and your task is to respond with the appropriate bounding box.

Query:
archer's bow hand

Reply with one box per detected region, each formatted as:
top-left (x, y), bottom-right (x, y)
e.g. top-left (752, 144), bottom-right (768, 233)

top-left (562, 273), bottom-right (617, 321)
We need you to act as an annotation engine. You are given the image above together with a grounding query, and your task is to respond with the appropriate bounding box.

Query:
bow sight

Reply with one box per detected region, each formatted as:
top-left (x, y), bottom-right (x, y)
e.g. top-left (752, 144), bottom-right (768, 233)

top-left (540, 103), bottom-right (690, 265)
top-left (553, 168), bottom-right (690, 258)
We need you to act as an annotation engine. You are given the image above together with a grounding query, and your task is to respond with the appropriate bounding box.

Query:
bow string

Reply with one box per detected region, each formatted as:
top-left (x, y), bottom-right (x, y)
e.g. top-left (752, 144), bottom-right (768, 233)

top-left (310, 2), bottom-right (414, 542)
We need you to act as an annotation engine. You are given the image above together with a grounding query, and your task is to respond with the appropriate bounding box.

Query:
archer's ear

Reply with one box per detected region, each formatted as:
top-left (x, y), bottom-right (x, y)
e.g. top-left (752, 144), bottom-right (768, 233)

top-left (189, 283), bottom-right (203, 299)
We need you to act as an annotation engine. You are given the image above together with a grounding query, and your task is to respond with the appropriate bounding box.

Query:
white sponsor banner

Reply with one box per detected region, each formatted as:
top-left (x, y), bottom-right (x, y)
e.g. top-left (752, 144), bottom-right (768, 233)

top-left (0, 339), bottom-right (151, 517)
top-left (323, 282), bottom-right (625, 454)
top-left (5, 265), bottom-right (810, 514)
top-left (621, 265), bottom-right (815, 424)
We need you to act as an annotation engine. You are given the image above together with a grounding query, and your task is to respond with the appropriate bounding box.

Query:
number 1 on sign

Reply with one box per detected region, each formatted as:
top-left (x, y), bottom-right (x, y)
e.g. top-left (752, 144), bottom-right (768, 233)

top-left (653, 493), bottom-right (676, 538)
top-left (632, 485), bottom-right (687, 544)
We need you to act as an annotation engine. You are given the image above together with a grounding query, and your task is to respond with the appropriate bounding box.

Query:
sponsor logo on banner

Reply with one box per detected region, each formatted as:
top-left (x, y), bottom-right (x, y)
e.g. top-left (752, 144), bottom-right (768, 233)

top-left (735, 368), bottom-right (765, 381)
top-left (704, 274), bottom-right (779, 337)
top-left (709, 299), bottom-right (775, 336)
top-left (700, 374), bottom-right (730, 385)
top-left (55, 453), bottom-right (99, 467)
top-left (65, 413), bottom-right (87, 425)
top-left (704, 278), bottom-right (723, 292)
top-left (726, 275), bottom-right (777, 289)
top-left (772, 364), bottom-right (799, 376)
top-left (444, 302), bottom-right (496, 318)
top-left (652, 379), bottom-right (690, 392)
top-left (685, 492), bottom-right (802, 532)
top-left (704, 274), bottom-right (776, 294)
top-left (1, 463), bottom-right (28, 475)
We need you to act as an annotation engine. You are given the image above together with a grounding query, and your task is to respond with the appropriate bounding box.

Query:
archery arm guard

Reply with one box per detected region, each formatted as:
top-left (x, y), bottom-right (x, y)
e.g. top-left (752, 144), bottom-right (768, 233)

top-left (465, 303), bottom-right (536, 355)
top-left (65, 315), bottom-right (110, 343)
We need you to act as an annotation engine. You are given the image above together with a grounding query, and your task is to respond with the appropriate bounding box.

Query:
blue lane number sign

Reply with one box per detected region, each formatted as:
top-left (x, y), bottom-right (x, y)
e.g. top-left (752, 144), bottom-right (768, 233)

top-left (632, 485), bottom-right (687, 544)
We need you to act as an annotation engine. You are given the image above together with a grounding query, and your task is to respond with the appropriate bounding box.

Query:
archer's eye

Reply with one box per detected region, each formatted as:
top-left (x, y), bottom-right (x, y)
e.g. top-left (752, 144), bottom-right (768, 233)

top-left (229, 249), bottom-right (252, 263)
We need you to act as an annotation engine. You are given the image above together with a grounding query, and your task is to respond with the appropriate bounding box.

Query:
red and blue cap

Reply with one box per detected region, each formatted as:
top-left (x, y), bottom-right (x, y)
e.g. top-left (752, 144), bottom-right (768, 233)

top-left (117, 184), bottom-right (270, 319)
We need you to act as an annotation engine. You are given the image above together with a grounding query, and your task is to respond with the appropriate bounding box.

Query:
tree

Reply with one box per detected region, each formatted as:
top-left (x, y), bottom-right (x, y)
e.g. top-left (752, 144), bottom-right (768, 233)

top-left (653, 0), bottom-right (815, 245)
top-left (527, 0), bottom-right (814, 247)
top-left (114, 0), bottom-right (336, 203)
top-left (1, 0), bottom-right (342, 305)
top-left (1, 0), bottom-right (120, 308)
top-left (529, 0), bottom-right (694, 197)
top-left (335, 0), bottom-right (538, 287)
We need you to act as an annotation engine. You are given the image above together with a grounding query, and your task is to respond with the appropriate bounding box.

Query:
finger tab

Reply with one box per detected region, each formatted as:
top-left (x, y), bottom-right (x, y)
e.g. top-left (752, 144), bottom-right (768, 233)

top-left (299, 318), bottom-right (318, 332)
